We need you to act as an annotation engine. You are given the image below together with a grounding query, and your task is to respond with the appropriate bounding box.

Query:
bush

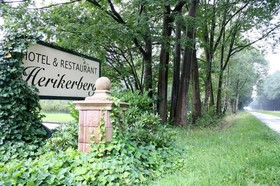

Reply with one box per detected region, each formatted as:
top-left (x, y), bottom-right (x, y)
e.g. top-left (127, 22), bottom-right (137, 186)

top-left (193, 107), bottom-right (222, 128)
top-left (113, 90), bottom-right (155, 112)
top-left (0, 90), bottom-right (183, 185)
top-left (44, 121), bottom-right (78, 151)
top-left (0, 31), bottom-right (47, 144)
top-left (111, 90), bottom-right (175, 147)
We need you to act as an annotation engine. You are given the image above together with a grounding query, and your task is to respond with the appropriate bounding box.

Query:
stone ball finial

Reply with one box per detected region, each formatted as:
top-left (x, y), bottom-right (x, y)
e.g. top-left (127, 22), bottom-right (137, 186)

top-left (95, 77), bottom-right (112, 90)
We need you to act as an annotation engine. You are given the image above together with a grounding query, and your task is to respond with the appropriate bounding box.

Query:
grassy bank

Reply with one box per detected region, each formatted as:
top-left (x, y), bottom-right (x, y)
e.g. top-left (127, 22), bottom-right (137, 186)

top-left (41, 112), bottom-right (73, 123)
top-left (152, 112), bottom-right (280, 185)
top-left (254, 110), bottom-right (280, 117)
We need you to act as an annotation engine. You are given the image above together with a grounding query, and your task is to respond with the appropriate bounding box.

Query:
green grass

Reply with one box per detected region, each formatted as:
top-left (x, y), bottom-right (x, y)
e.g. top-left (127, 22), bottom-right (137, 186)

top-left (152, 112), bottom-right (280, 186)
top-left (254, 110), bottom-right (280, 117)
top-left (41, 112), bottom-right (74, 123)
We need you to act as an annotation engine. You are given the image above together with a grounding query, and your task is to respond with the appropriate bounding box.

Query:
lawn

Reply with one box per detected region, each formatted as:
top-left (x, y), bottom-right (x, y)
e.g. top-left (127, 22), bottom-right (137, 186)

top-left (41, 112), bottom-right (74, 123)
top-left (152, 112), bottom-right (280, 185)
top-left (253, 110), bottom-right (280, 117)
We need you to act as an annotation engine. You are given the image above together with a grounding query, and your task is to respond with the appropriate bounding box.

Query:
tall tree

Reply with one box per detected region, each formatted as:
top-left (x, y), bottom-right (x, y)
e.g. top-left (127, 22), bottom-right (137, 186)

top-left (3, 0), bottom-right (279, 123)
top-left (199, 0), bottom-right (280, 113)
top-left (226, 49), bottom-right (267, 113)
top-left (191, 48), bottom-right (202, 122)
top-left (157, 5), bottom-right (172, 122)
top-left (170, 9), bottom-right (183, 123)
top-left (40, 0), bottom-right (155, 94)
top-left (175, 0), bottom-right (200, 126)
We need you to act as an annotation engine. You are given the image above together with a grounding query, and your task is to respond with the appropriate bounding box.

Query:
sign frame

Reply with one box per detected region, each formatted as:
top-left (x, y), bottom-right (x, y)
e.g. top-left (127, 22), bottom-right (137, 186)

top-left (23, 41), bottom-right (101, 100)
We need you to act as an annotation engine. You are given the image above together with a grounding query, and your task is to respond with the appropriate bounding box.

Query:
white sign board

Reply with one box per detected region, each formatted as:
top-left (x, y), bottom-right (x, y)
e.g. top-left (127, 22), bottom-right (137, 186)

top-left (22, 42), bottom-right (101, 99)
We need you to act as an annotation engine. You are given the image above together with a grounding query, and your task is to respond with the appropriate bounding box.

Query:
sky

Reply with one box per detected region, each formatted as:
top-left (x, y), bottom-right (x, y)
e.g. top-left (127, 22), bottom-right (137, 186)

top-left (265, 45), bottom-right (280, 75)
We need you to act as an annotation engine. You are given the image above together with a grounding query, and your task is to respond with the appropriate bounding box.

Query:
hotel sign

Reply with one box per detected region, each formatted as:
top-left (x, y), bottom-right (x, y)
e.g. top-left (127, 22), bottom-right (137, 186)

top-left (22, 42), bottom-right (101, 100)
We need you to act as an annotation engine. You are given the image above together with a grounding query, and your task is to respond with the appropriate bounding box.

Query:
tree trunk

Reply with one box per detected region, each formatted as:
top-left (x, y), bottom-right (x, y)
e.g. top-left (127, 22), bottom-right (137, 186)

top-left (191, 48), bottom-right (201, 123)
top-left (223, 88), bottom-right (229, 114)
top-left (141, 5), bottom-right (153, 97)
top-left (175, 47), bottom-right (192, 126)
top-left (175, 0), bottom-right (199, 126)
top-left (216, 27), bottom-right (226, 115)
top-left (204, 57), bottom-right (215, 109)
top-left (158, 6), bottom-right (172, 122)
top-left (170, 11), bottom-right (182, 124)
top-left (235, 93), bottom-right (239, 113)
top-left (144, 39), bottom-right (153, 97)
top-left (202, 0), bottom-right (216, 109)
top-left (231, 99), bottom-right (235, 113)
top-left (233, 93), bottom-right (239, 113)
top-left (223, 66), bottom-right (230, 114)
top-left (216, 70), bottom-right (223, 114)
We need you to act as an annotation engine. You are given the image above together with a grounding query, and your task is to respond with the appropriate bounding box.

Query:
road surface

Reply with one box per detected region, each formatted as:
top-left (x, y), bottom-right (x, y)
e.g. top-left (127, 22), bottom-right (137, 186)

top-left (43, 122), bottom-right (63, 130)
top-left (249, 112), bottom-right (280, 133)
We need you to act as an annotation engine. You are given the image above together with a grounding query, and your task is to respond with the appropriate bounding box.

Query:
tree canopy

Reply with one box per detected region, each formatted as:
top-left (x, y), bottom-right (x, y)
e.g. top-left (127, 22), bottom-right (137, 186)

top-left (1, 0), bottom-right (279, 125)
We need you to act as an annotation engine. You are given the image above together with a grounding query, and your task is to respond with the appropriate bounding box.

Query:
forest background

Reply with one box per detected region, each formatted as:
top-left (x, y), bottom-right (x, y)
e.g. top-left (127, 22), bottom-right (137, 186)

top-left (1, 0), bottom-right (280, 125)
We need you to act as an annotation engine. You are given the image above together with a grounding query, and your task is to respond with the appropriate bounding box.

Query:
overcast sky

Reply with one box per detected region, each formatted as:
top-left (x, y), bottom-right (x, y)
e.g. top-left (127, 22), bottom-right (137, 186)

top-left (266, 45), bottom-right (280, 74)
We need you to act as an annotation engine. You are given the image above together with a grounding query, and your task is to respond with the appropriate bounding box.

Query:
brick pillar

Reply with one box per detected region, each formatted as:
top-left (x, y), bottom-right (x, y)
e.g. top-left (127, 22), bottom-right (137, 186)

top-left (73, 77), bottom-right (129, 154)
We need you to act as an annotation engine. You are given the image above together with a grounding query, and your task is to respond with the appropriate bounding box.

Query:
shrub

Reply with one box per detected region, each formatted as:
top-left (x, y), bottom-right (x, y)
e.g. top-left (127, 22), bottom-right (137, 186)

top-left (193, 107), bottom-right (222, 128)
top-left (113, 90), bottom-right (155, 112)
top-left (68, 102), bottom-right (79, 123)
top-left (44, 121), bottom-right (78, 151)
top-left (0, 30), bottom-right (47, 144)
top-left (0, 90), bottom-right (183, 185)
top-left (111, 90), bottom-right (175, 147)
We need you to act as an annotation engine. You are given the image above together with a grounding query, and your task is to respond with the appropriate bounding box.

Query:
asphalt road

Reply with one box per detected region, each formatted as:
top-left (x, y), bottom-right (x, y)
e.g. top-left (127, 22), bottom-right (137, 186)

top-left (249, 112), bottom-right (280, 133)
top-left (43, 122), bottom-right (63, 130)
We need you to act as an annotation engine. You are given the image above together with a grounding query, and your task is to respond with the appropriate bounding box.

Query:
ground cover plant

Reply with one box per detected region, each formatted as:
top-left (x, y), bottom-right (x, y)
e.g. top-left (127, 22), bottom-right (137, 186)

top-left (0, 90), bottom-right (184, 185)
top-left (152, 112), bottom-right (280, 185)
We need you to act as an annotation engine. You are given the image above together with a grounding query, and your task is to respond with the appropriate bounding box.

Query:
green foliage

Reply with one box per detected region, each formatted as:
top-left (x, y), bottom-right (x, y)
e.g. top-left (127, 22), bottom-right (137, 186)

top-left (0, 143), bottom-right (183, 186)
top-left (0, 90), bottom-right (182, 184)
top-left (111, 90), bottom-right (175, 147)
top-left (153, 112), bottom-right (280, 185)
top-left (68, 102), bottom-right (79, 123)
top-left (0, 26), bottom-right (47, 144)
top-left (126, 111), bottom-right (175, 147)
top-left (0, 91), bottom-right (183, 185)
top-left (254, 110), bottom-right (280, 117)
top-left (40, 100), bottom-right (71, 113)
top-left (194, 107), bottom-right (221, 128)
top-left (251, 71), bottom-right (280, 110)
top-left (114, 90), bottom-right (155, 112)
top-left (0, 141), bottom-right (44, 164)
top-left (226, 49), bottom-right (268, 109)
top-left (44, 121), bottom-right (78, 151)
